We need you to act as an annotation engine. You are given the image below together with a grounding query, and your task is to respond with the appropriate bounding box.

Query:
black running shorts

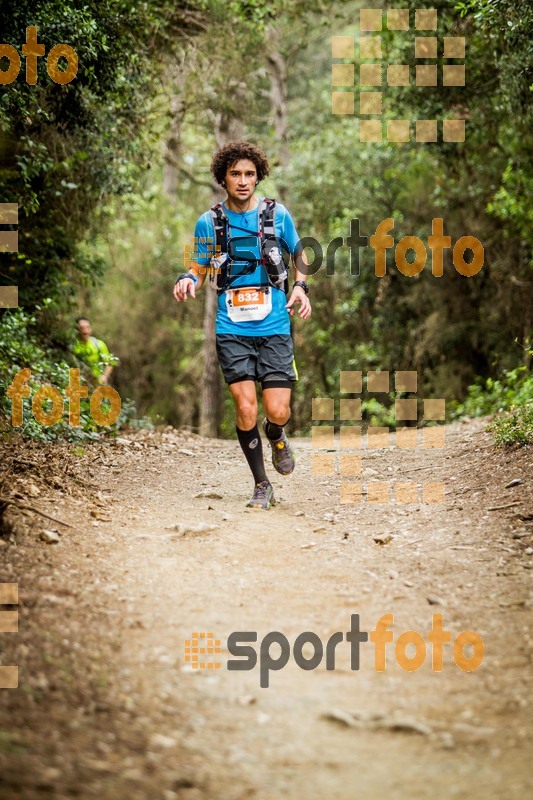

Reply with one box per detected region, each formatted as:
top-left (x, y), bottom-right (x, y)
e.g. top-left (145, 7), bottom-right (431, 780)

top-left (216, 334), bottom-right (297, 389)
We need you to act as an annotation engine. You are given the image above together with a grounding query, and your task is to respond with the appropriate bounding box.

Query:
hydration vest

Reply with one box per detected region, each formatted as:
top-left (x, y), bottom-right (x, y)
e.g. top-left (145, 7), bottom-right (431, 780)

top-left (209, 198), bottom-right (289, 294)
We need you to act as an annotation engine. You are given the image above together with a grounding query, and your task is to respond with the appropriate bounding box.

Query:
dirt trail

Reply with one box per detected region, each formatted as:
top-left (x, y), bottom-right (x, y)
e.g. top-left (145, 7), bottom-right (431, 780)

top-left (0, 421), bottom-right (531, 799)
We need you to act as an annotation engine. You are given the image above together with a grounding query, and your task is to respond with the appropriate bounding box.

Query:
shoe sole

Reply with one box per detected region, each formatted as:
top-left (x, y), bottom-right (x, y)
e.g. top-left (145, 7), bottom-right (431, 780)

top-left (246, 496), bottom-right (277, 510)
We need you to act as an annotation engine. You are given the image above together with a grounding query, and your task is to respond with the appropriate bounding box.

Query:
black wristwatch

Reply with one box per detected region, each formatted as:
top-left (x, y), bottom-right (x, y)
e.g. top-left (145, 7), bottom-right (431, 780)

top-left (293, 280), bottom-right (309, 294)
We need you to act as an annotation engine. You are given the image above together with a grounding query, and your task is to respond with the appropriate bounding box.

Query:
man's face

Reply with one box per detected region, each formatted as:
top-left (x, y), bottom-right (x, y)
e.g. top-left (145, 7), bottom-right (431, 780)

top-left (224, 159), bottom-right (257, 202)
top-left (77, 319), bottom-right (92, 340)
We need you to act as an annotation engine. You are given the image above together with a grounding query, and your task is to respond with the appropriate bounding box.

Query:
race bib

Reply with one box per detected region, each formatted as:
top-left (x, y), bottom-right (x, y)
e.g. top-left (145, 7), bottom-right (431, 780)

top-left (226, 287), bottom-right (272, 322)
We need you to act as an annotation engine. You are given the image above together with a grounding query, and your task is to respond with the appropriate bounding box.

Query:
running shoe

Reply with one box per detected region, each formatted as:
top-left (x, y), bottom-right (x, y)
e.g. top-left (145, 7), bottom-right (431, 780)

top-left (246, 480), bottom-right (276, 510)
top-left (262, 419), bottom-right (296, 476)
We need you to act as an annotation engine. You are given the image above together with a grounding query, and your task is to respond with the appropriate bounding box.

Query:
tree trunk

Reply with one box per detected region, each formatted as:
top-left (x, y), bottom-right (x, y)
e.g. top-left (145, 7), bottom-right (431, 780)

top-left (199, 283), bottom-right (220, 435)
top-left (162, 64), bottom-right (188, 201)
top-left (265, 26), bottom-right (290, 202)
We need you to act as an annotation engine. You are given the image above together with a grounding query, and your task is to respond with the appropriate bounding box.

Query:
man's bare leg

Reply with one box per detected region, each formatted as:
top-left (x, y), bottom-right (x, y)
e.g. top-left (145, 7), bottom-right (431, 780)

top-left (262, 387), bottom-right (291, 429)
top-left (229, 380), bottom-right (259, 431)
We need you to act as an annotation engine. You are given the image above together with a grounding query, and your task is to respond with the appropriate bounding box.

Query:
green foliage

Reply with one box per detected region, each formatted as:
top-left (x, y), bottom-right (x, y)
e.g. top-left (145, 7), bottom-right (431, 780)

top-left (453, 364), bottom-right (533, 418)
top-left (487, 404), bottom-right (533, 446)
top-left (1, 0), bottom-right (531, 440)
top-left (83, 0), bottom-right (533, 435)
top-left (454, 356), bottom-right (533, 447)
top-left (0, 305), bottom-right (138, 440)
top-left (0, 0), bottom-right (208, 316)
top-left (86, 191), bottom-right (206, 427)
top-left (285, 0), bottom-right (532, 428)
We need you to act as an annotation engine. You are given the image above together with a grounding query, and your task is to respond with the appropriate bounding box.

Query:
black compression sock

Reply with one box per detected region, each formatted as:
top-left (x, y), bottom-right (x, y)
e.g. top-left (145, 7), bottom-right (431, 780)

top-left (264, 419), bottom-right (286, 441)
top-left (236, 425), bottom-right (268, 485)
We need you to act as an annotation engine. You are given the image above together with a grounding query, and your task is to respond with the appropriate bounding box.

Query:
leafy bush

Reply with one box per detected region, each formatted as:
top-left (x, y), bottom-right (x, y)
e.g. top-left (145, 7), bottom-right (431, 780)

top-left (452, 365), bottom-right (533, 418)
top-left (488, 403), bottom-right (533, 446)
top-left (453, 358), bottom-right (533, 446)
top-left (0, 304), bottom-right (143, 440)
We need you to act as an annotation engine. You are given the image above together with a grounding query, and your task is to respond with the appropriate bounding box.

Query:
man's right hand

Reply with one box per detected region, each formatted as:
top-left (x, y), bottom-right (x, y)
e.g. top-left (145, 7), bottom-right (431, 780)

top-left (173, 278), bottom-right (196, 302)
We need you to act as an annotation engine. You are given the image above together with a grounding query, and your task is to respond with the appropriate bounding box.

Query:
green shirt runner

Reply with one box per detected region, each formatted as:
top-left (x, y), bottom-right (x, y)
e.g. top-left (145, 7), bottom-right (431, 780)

top-left (73, 336), bottom-right (111, 379)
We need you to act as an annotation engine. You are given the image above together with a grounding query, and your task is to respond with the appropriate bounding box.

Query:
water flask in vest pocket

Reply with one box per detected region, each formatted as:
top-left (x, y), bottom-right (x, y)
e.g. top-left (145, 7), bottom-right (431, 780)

top-left (210, 251), bottom-right (229, 274)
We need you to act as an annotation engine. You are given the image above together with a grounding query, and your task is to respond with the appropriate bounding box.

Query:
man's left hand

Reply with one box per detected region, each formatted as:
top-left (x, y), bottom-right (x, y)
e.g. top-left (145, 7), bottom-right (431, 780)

top-left (286, 287), bottom-right (312, 320)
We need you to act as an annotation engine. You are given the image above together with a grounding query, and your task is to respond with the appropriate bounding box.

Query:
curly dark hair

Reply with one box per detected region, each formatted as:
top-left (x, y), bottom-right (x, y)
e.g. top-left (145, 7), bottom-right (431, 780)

top-left (211, 141), bottom-right (270, 186)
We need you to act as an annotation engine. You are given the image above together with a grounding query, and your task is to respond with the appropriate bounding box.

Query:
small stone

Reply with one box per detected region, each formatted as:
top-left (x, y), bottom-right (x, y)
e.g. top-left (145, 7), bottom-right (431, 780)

top-left (178, 449), bottom-right (195, 456)
top-left (39, 530), bottom-right (59, 544)
top-left (293, 511), bottom-right (305, 517)
top-left (313, 526), bottom-right (326, 533)
top-left (123, 769), bottom-right (143, 781)
top-left (41, 767), bottom-right (61, 781)
top-left (149, 733), bottom-right (177, 749)
top-left (378, 716), bottom-right (432, 736)
top-left (237, 695), bottom-right (256, 706)
top-left (427, 594), bottom-right (445, 606)
top-left (322, 709), bottom-right (360, 728)
top-left (437, 732), bottom-right (456, 750)
top-left (404, 580), bottom-right (414, 588)
top-left (167, 521), bottom-right (219, 537)
top-left (505, 478), bottom-right (523, 489)
top-left (373, 534), bottom-right (394, 545)
top-left (194, 490), bottom-right (223, 499)
top-left (33, 673), bottom-right (49, 690)
top-left (388, 570), bottom-right (399, 580)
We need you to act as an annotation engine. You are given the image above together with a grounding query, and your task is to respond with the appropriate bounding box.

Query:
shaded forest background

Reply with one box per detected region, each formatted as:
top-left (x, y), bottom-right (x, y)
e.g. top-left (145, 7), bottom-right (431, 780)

top-left (0, 0), bottom-right (531, 440)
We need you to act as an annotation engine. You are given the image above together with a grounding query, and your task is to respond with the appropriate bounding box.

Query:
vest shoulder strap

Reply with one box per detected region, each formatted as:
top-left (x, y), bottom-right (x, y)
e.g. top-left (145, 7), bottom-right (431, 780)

top-left (258, 198), bottom-right (276, 235)
top-left (90, 336), bottom-right (102, 356)
top-left (209, 203), bottom-right (228, 254)
top-left (209, 198), bottom-right (276, 250)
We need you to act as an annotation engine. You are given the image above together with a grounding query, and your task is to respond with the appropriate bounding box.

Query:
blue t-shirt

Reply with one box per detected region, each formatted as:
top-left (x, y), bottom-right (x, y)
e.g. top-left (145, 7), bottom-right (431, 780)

top-left (193, 199), bottom-right (301, 336)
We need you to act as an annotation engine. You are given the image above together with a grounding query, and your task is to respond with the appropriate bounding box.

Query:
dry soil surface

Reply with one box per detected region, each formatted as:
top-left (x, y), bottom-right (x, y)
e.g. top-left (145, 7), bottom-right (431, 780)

top-left (0, 420), bottom-right (532, 800)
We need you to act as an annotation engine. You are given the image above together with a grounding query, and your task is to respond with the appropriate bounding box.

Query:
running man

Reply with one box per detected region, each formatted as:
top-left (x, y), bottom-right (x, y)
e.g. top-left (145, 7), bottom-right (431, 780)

top-left (73, 317), bottom-right (115, 385)
top-left (173, 141), bottom-right (311, 509)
